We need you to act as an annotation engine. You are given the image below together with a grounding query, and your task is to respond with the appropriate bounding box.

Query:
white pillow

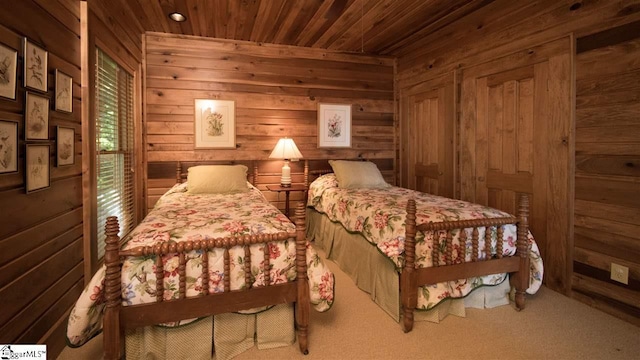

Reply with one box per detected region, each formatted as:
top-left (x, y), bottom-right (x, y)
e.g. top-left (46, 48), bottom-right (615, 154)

top-left (328, 160), bottom-right (390, 189)
top-left (187, 165), bottom-right (249, 194)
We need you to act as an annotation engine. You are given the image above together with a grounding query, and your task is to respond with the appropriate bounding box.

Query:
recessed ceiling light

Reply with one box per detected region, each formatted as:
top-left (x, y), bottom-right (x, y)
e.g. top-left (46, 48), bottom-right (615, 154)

top-left (168, 12), bottom-right (186, 22)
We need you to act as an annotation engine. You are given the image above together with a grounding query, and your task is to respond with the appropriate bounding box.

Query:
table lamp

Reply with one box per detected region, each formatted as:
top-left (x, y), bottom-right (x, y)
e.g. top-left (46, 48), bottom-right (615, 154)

top-left (269, 138), bottom-right (303, 187)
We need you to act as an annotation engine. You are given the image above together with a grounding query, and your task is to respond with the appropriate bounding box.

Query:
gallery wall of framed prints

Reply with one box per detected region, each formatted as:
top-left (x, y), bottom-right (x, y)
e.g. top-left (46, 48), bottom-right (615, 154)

top-left (0, 37), bottom-right (74, 193)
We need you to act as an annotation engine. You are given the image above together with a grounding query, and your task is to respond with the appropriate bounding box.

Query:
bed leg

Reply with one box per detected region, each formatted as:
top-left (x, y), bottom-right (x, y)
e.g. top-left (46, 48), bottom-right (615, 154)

top-left (104, 216), bottom-right (123, 360)
top-left (514, 194), bottom-right (531, 311)
top-left (294, 202), bottom-right (310, 355)
top-left (402, 199), bottom-right (418, 333)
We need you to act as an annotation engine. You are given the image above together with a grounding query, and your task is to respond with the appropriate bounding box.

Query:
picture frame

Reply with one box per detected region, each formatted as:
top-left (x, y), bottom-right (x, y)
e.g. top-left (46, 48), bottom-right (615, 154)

top-left (194, 99), bottom-right (236, 149)
top-left (56, 126), bottom-right (75, 166)
top-left (23, 38), bottom-right (48, 93)
top-left (55, 69), bottom-right (72, 113)
top-left (317, 103), bottom-right (352, 148)
top-left (0, 43), bottom-right (18, 100)
top-left (25, 92), bottom-right (49, 140)
top-left (25, 143), bottom-right (50, 193)
top-left (0, 119), bottom-right (18, 174)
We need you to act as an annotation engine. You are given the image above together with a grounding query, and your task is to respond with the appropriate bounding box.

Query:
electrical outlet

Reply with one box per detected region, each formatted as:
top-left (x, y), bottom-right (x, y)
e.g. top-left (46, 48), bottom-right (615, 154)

top-left (610, 263), bottom-right (629, 285)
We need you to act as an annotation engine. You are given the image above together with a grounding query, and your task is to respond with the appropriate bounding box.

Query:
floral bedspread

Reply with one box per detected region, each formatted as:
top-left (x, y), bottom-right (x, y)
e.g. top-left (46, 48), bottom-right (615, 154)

top-left (308, 174), bottom-right (542, 310)
top-left (67, 183), bottom-right (334, 347)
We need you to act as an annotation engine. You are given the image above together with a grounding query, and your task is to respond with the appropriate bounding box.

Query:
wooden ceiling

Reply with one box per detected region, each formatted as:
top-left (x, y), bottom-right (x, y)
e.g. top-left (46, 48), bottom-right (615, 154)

top-left (123, 0), bottom-right (493, 56)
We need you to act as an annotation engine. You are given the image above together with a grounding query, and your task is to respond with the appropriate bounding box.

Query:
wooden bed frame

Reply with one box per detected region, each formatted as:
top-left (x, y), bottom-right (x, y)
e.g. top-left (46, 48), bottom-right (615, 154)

top-left (308, 161), bottom-right (530, 333)
top-left (102, 161), bottom-right (311, 359)
top-left (401, 195), bottom-right (530, 332)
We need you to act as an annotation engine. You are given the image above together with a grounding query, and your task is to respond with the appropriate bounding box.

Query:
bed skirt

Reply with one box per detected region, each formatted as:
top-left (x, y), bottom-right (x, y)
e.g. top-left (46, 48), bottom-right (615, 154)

top-left (125, 304), bottom-right (294, 360)
top-left (306, 208), bottom-right (510, 323)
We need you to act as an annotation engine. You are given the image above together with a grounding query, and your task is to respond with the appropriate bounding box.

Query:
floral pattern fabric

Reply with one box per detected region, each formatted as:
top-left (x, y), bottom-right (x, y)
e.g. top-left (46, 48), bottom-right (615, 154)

top-left (67, 183), bottom-right (334, 347)
top-left (308, 174), bottom-right (543, 311)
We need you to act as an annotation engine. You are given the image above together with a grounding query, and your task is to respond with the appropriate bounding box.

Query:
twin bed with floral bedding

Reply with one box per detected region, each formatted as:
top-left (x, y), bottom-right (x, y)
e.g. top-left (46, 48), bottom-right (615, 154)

top-left (306, 160), bottom-right (542, 330)
top-left (67, 164), bottom-right (334, 359)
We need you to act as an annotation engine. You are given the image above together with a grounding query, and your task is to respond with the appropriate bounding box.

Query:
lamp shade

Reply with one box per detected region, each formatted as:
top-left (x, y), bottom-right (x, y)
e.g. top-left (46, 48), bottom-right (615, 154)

top-left (268, 138), bottom-right (303, 160)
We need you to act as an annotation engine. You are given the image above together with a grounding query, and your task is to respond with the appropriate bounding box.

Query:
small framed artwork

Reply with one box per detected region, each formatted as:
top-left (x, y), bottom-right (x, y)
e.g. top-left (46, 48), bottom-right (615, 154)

top-left (23, 38), bottom-right (48, 93)
top-left (55, 69), bottom-right (72, 113)
top-left (0, 119), bottom-right (18, 174)
top-left (317, 103), bottom-right (352, 148)
top-left (26, 143), bottom-right (50, 193)
top-left (25, 92), bottom-right (50, 140)
top-left (0, 43), bottom-right (18, 100)
top-left (56, 126), bottom-right (75, 166)
top-left (194, 99), bottom-right (236, 149)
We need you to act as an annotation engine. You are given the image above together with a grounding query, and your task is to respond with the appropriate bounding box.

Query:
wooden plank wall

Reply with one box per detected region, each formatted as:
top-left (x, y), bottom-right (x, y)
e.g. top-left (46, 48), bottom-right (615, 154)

top-left (0, 0), bottom-right (82, 356)
top-left (573, 22), bottom-right (640, 324)
top-left (395, 0), bottom-right (640, 324)
top-left (144, 33), bottom-right (395, 212)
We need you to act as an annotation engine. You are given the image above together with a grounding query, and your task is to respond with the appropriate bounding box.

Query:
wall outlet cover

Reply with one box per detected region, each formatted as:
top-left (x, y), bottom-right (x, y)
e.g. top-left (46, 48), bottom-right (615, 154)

top-left (610, 263), bottom-right (629, 285)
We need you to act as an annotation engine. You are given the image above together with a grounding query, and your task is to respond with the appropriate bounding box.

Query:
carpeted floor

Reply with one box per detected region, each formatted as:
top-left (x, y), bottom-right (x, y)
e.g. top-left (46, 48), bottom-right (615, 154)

top-left (59, 250), bottom-right (640, 360)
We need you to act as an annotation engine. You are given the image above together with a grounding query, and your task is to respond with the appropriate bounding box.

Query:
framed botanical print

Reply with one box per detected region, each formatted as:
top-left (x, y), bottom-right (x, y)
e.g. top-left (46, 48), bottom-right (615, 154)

top-left (25, 92), bottom-right (49, 140)
top-left (0, 119), bottom-right (18, 174)
top-left (56, 126), bottom-right (75, 166)
top-left (23, 38), bottom-right (48, 93)
top-left (26, 143), bottom-right (50, 193)
top-left (0, 43), bottom-right (18, 100)
top-left (194, 99), bottom-right (236, 149)
top-left (55, 69), bottom-right (72, 113)
top-left (317, 103), bottom-right (352, 148)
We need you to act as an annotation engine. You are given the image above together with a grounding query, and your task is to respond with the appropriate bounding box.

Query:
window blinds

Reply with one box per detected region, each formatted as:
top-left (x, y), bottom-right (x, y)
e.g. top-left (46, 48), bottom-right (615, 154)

top-left (96, 48), bottom-right (135, 259)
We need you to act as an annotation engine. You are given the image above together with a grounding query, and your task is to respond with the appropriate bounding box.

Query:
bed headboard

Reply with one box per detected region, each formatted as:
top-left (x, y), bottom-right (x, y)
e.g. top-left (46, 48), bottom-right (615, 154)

top-left (308, 169), bottom-right (333, 184)
top-left (175, 161), bottom-right (259, 185)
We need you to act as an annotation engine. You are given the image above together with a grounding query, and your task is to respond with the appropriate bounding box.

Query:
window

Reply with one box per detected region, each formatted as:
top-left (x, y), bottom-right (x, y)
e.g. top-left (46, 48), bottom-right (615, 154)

top-left (95, 48), bottom-right (135, 259)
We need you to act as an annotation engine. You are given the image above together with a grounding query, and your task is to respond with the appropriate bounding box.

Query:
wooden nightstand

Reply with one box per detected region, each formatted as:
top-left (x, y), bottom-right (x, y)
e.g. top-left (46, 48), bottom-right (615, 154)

top-left (266, 184), bottom-right (308, 218)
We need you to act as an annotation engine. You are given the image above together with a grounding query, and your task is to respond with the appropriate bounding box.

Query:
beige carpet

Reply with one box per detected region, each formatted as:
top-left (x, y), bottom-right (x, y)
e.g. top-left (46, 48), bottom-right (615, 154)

top-left (59, 252), bottom-right (640, 360)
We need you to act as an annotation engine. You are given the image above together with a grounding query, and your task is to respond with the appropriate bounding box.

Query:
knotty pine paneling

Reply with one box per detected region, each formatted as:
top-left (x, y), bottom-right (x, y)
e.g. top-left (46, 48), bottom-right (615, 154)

top-left (396, 0), bottom-right (640, 88)
top-left (109, 0), bottom-right (484, 55)
top-left (145, 32), bottom-right (395, 211)
top-left (574, 25), bottom-right (640, 324)
top-left (396, 0), bottom-right (639, 324)
top-left (0, 0), bottom-right (83, 355)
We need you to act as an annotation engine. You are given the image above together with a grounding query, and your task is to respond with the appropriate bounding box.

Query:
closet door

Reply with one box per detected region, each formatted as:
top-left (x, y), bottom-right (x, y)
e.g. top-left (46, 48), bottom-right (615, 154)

top-left (459, 37), bottom-right (573, 293)
top-left (400, 72), bottom-right (454, 197)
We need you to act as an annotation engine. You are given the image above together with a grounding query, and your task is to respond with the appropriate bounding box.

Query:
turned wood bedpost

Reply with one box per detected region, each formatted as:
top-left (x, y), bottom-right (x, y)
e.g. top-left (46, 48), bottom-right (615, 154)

top-left (401, 199), bottom-right (418, 333)
top-left (104, 216), bottom-right (123, 360)
top-left (514, 194), bottom-right (531, 310)
top-left (176, 161), bottom-right (182, 184)
top-left (253, 161), bottom-right (258, 186)
top-left (303, 160), bottom-right (309, 187)
top-left (294, 202), bottom-right (310, 355)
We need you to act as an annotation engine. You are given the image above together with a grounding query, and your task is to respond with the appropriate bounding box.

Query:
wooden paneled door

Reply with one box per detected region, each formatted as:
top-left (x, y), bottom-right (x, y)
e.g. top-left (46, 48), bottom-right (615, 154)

top-left (400, 72), bottom-right (455, 198)
top-left (459, 37), bottom-right (573, 294)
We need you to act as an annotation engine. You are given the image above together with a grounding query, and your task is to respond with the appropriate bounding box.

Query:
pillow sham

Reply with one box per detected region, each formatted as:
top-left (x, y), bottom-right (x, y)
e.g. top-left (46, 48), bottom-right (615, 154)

top-left (328, 160), bottom-right (390, 189)
top-left (187, 165), bottom-right (249, 194)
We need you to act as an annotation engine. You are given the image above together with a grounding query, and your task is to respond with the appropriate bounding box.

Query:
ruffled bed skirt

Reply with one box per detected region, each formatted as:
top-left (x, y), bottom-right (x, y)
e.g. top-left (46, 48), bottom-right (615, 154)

top-left (124, 303), bottom-right (294, 360)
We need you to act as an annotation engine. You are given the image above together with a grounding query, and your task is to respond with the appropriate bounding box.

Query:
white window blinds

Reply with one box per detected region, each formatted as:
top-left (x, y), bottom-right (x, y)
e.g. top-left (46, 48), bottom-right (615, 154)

top-left (96, 48), bottom-right (135, 259)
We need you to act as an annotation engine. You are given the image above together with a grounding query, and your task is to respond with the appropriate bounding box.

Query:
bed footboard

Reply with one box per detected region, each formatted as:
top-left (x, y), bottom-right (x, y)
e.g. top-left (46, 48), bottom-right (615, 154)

top-left (103, 202), bottom-right (310, 359)
top-left (401, 195), bottom-right (530, 332)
